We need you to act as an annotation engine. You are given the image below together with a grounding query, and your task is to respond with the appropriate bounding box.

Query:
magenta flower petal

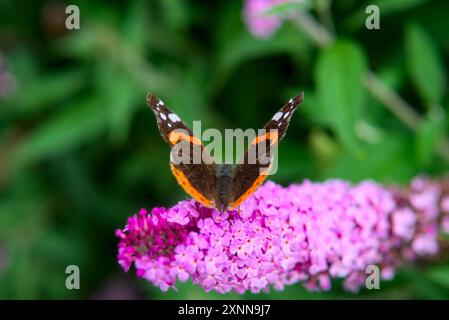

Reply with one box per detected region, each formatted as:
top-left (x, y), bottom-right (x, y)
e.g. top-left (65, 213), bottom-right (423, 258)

top-left (243, 0), bottom-right (290, 38)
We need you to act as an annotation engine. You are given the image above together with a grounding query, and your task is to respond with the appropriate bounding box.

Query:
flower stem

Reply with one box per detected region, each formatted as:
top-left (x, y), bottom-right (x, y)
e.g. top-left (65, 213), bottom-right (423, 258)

top-left (292, 10), bottom-right (334, 47)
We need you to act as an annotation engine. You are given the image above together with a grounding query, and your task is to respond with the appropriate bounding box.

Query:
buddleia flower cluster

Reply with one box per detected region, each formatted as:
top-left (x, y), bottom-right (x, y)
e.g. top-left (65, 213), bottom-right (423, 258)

top-left (116, 177), bottom-right (449, 294)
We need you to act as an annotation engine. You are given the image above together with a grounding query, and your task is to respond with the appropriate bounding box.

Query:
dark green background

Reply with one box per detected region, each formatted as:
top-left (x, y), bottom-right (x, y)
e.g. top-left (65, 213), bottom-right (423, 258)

top-left (0, 0), bottom-right (448, 299)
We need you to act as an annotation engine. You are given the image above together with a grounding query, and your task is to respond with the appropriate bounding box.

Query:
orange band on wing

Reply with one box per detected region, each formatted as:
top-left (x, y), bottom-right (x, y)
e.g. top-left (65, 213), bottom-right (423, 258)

top-left (170, 164), bottom-right (214, 208)
top-left (168, 131), bottom-right (203, 146)
top-left (251, 131), bottom-right (279, 145)
top-left (229, 172), bottom-right (269, 209)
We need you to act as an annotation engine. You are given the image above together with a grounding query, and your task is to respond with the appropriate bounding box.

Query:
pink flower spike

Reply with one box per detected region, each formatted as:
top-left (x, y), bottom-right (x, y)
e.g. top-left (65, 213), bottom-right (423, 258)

top-left (116, 176), bottom-right (449, 294)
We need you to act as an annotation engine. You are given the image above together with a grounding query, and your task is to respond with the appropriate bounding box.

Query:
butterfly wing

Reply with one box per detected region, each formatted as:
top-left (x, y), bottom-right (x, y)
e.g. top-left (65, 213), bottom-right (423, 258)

top-left (229, 93), bottom-right (304, 209)
top-left (147, 93), bottom-right (218, 208)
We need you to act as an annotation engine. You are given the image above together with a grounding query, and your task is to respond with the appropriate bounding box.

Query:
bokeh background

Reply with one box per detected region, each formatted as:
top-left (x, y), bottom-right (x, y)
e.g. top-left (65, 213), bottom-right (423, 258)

top-left (1, 0), bottom-right (449, 299)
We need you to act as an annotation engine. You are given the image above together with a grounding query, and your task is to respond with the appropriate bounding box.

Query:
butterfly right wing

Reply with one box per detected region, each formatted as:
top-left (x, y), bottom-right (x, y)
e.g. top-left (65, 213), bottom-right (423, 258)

top-left (146, 93), bottom-right (218, 208)
top-left (229, 93), bottom-right (304, 209)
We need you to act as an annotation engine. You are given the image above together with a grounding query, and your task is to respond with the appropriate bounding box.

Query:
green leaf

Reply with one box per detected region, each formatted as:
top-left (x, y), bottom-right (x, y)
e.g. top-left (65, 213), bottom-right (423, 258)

top-left (123, 0), bottom-right (149, 49)
top-left (325, 134), bottom-right (415, 182)
top-left (405, 24), bottom-right (446, 104)
top-left (95, 62), bottom-right (142, 144)
top-left (17, 70), bottom-right (86, 113)
top-left (315, 40), bottom-right (367, 153)
top-left (427, 266), bottom-right (449, 288)
top-left (13, 97), bottom-right (107, 168)
top-left (402, 268), bottom-right (448, 299)
top-left (263, 0), bottom-right (312, 16)
top-left (294, 89), bottom-right (328, 126)
top-left (415, 109), bottom-right (445, 166)
top-left (53, 27), bottom-right (99, 59)
top-left (106, 76), bottom-right (141, 145)
top-left (158, 0), bottom-right (189, 30)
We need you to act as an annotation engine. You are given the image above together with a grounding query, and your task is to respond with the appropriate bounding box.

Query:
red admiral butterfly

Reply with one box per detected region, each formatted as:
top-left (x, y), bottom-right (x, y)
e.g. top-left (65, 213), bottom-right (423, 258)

top-left (147, 92), bottom-right (304, 211)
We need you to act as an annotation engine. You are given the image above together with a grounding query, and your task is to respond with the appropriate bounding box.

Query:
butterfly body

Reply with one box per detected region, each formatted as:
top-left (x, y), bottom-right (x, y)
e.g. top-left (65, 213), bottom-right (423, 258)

top-left (216, 164), bottom-right (234, 211)
top-left (147, 92), bottom-right (304, 211)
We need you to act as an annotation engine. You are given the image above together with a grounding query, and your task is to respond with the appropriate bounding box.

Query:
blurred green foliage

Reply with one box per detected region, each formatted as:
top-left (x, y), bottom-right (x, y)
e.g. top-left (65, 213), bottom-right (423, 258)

top-left (0, 0), bottom-right (449, 299)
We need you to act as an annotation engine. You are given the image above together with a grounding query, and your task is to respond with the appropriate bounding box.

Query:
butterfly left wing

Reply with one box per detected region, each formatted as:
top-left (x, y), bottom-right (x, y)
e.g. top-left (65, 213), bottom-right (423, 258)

top-left (229, 93), bottom-right (304, 209)
top-left (146, 93), bottom-right (218, 208)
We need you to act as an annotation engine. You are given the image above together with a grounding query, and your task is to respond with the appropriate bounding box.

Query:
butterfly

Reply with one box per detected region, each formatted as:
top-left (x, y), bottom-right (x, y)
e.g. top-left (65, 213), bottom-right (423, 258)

top-left (147, 92), bottom-right (304, 212)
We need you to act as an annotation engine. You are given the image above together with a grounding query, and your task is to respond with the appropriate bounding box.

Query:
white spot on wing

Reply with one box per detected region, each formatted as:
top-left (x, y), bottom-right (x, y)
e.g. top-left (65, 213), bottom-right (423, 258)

top-left (168, 113), bottom-right (181, 122)
top-left (272, 112), bottom-right (283, 121)
top-left (157, 100), bottom-right (164, 106)
top-left (160, 113), bottom-right (167, 120)
top-left (167, 123), bottom-right (172, 128)
top-left (283, 111), bottom-right (289, 119)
